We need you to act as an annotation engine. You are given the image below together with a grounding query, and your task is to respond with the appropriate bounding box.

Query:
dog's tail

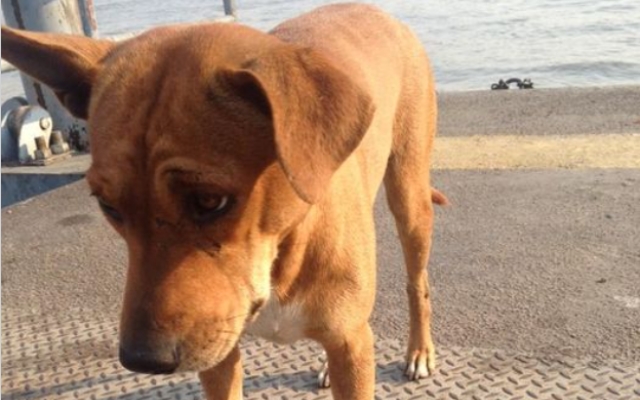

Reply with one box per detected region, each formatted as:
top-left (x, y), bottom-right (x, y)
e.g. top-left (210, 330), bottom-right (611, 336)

top-left (431, 188), bottom-right (449, 206)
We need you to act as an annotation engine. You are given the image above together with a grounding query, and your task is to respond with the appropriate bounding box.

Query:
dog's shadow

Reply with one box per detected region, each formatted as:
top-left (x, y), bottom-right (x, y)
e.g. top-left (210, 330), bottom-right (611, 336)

top-left (243, 360), bottom-right (407, 394)
top-left (1, 361), bottom-right (408, 400)
top-left (2, 328), bottom-right (409, 400)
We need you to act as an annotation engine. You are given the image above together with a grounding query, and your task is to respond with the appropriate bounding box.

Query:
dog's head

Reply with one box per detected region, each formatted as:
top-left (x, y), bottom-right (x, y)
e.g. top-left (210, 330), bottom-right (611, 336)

top-left (2, 24), bottom-right (373, 373)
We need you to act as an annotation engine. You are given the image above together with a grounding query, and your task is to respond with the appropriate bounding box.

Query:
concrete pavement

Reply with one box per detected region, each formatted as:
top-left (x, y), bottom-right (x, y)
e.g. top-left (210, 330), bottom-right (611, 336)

top-left (2, 85), bottom-right (640, 398)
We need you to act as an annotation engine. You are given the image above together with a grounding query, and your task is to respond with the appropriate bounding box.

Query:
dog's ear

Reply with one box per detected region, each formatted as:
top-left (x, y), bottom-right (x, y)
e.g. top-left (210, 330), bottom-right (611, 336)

top-left (218, 46), bottom-right (375, 204)
top-left (1, 26), bottom-right (114, 119)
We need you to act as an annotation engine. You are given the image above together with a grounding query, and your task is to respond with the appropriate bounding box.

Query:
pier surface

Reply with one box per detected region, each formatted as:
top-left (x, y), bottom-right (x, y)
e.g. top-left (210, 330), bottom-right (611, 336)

top-left (3, 86), bottom-right (640, 399)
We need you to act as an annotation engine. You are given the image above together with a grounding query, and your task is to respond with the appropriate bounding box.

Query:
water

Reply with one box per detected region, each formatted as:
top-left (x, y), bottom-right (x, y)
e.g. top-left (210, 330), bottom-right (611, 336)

top-left (4, 0), bottom-right (640, 91)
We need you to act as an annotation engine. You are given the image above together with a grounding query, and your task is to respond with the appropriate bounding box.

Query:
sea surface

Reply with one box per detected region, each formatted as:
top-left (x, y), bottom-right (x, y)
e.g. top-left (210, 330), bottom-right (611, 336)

top-left (3, 0), bottom-right (640, 92)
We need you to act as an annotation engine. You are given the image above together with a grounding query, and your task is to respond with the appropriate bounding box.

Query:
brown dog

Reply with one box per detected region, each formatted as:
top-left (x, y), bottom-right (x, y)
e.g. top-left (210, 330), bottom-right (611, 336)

top-left (2, 4), bottom-right (446, 399)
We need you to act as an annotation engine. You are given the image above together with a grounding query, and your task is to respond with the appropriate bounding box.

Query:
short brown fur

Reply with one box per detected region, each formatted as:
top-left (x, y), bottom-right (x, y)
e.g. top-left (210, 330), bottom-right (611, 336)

top-left (2, 4), bottom-right (447, 399)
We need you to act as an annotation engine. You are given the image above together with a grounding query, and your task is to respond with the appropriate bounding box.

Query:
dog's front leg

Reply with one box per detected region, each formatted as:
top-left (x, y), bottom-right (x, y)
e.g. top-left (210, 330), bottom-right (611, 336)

top-left (198, 345), bottom-right (243, 400)
top-left (322, 323), bottom-right (375, 400)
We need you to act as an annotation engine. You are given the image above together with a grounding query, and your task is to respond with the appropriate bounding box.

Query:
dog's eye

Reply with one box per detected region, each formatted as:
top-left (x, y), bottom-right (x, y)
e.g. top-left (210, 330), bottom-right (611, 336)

top-left (190, 193), bottom-right (233, 223)
top-left (97, 199), bottom-right (123, 223)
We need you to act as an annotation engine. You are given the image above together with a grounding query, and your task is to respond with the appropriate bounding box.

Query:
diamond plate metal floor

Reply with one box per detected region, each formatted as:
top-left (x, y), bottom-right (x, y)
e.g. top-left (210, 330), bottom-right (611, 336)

top-left (2, 309), bottom-right (639, 400)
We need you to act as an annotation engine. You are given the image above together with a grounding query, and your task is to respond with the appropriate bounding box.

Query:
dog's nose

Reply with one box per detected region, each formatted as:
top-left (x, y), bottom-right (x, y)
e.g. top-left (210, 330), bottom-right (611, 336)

top-left (119, 343), bottom-right (179, 374)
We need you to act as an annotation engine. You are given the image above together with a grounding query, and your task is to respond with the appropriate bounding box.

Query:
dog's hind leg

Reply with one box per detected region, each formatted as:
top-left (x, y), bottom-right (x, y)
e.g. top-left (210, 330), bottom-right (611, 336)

top-left (384, 80), bottom-right (440, 380)
top-left (384, 164), bottom-right (437, 380)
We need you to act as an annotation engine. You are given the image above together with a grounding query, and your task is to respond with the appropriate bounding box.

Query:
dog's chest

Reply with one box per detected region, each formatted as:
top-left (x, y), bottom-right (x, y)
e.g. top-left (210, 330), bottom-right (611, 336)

top-left (246, 298), bottom-right (306, 344)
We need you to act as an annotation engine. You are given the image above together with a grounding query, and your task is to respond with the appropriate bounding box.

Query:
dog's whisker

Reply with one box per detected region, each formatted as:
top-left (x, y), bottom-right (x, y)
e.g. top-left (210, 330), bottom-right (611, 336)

top-left (214, 330), bottom-right (242, 336)
top-left (221, 312), bottom-right (252, 322)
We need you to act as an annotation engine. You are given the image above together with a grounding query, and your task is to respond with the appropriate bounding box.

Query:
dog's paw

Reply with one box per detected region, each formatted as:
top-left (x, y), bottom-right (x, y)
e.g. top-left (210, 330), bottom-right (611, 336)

top-left (405, 349), bottom-right (435, 380)
top-left (317, 360), bottom-right (331, 388)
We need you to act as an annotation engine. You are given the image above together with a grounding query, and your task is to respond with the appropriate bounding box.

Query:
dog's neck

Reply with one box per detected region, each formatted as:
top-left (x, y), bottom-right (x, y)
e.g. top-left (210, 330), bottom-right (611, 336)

top-left (269, 201), bottom-right (330, 302)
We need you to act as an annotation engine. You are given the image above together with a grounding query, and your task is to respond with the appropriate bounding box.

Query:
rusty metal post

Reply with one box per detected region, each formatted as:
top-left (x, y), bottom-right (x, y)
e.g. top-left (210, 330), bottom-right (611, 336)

top-left (1, 0), bottom-right (97, 150)
top-left (223, 0), bottom-right (237, 17)
top-left (77, 0), bottom-right (98, 38)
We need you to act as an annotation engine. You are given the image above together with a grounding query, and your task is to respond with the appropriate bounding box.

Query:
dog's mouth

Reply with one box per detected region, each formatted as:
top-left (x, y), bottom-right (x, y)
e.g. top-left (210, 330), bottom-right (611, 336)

top-left (120, 300), bottom-right (269, 375)
top-left (175, 300), bottom-right (269, 372)
top-left (174, 329), bottom-right (242, 373)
